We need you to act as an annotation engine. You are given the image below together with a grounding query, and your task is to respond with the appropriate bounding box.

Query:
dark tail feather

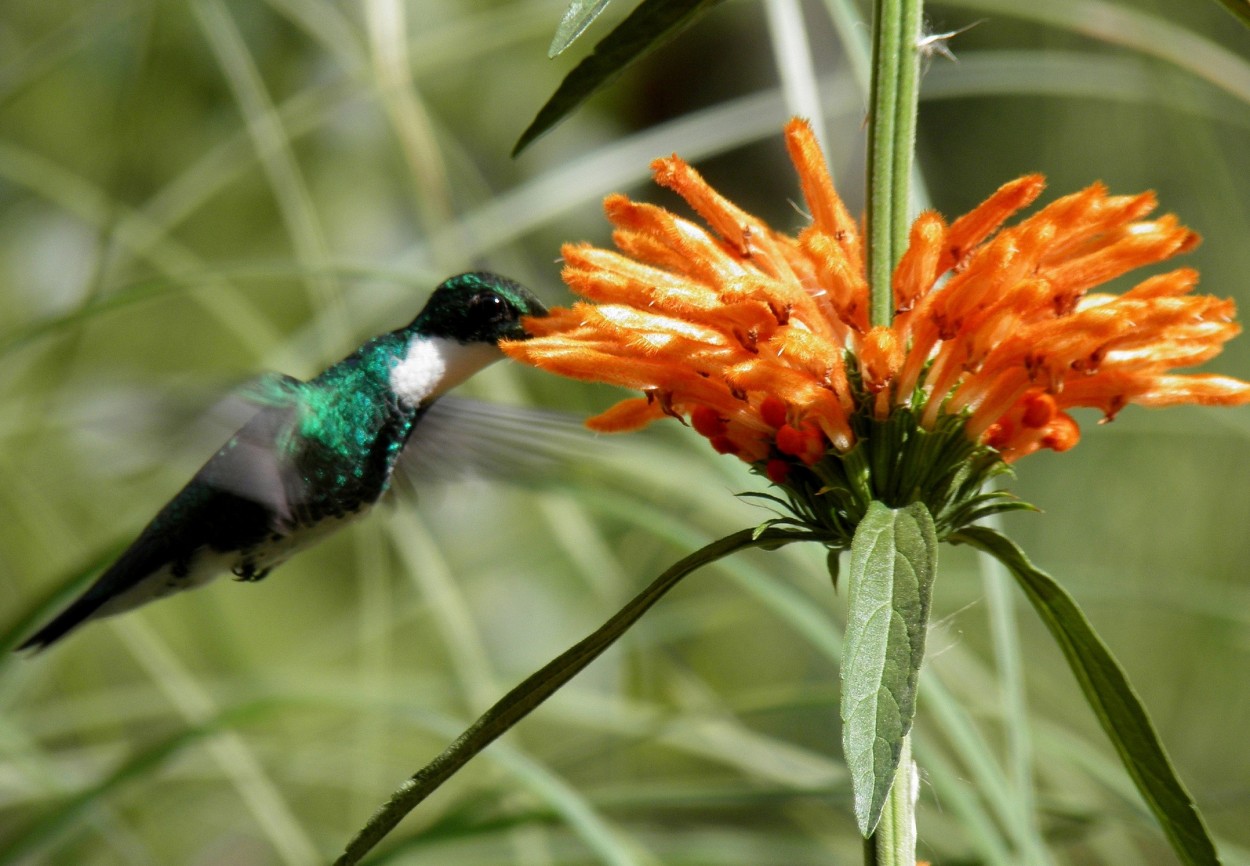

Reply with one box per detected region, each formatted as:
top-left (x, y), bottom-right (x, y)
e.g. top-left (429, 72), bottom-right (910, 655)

top-left (17, 536), bottom-right (173, 652)
top-left (17, 591), bottom-right (112, 652)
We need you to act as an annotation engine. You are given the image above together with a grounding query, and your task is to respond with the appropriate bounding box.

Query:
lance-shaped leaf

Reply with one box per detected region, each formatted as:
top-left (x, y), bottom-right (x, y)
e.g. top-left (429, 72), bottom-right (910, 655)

top-left (841, 501), bottom-right (937, 836)
top-left (549, 0), bottom-right (614, 57)
top-left (514, 0), bottom-right (725, 155)
top-left (952, 525), bottom-right (1221, 866)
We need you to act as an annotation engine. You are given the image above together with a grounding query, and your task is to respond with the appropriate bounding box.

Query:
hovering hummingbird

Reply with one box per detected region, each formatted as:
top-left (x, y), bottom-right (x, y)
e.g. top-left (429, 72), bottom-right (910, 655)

top-left (19, 272), bottom-right (547, 650)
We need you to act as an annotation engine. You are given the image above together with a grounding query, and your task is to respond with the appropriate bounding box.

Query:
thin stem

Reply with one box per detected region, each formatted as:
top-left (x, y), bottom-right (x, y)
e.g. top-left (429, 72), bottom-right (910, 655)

top-left (870, 734), bottom-right (918, 864)
top-left (334, 527), bottom-right (817, 865)
top-left (865, 0), bottom-right (923, 327)
top-left (863, 0), bottom-right (924, 863)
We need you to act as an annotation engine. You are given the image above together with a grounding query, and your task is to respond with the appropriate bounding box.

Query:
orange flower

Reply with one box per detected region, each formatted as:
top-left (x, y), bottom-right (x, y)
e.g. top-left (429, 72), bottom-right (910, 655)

top-left (505, 119), bottom-right (1250, 533)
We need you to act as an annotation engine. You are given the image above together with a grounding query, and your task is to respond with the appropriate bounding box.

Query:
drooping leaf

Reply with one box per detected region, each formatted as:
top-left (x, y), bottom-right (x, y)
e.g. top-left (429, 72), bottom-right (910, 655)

top-left (514, 0), bottom-right (726, 155)
top-left (841, 501), bottom-right (937, 837)
top-left (549, 0), bottom-right (615, 57)
top-left (952, 526), bottom-right (1222, 866)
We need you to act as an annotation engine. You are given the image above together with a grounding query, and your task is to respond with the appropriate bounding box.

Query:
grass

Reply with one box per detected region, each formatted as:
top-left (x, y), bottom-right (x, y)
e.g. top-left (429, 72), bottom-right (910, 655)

top-left (2, 0), bottom-right (1249, 863)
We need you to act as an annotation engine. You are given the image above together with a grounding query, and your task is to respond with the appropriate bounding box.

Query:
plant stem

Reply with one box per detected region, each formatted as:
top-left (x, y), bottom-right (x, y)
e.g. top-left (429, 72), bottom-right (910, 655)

top-left (865, 0), bottom-right (923, 328)
top-left (334, 527), bottom-right (816, 865)
top-left (863, 0), bottom-right (924, 862)
top-left (871, 734), bottom-right (918, 864)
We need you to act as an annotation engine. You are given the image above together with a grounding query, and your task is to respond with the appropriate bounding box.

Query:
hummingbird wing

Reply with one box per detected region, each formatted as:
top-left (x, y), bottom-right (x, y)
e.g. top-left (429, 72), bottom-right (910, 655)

top-left (197, 378), bottom-right (309, 526)
top-left (399, 396), bottom-right (602, 487)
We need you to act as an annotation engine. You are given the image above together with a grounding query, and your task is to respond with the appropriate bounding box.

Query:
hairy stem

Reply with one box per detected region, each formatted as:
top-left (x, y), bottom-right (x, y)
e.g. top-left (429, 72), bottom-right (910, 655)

top-left (866, 0), bottom-right (923, 327)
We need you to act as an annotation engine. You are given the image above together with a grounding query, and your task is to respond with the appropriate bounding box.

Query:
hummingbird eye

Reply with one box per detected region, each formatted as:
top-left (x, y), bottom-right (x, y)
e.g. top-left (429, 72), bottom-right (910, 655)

top-left (469, 290), bottom-right (515, 325)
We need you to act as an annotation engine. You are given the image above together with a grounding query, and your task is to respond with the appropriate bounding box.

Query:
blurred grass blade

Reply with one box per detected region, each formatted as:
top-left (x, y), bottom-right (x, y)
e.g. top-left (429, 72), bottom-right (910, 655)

top-left (549, 0), bottom-right (614, 57)
top-left (952, 526), bottom-right (1222, 866)
top-left (334, 526), bottom-right (815, 865)
top-left (514, 0), bottom-right (726, 155)
top-left (0, 703), bottom-right (274, 866)
top-left (1215, 0), bottom-right (1250, 28)
top-left (841, 501), bottom-right (936, 837)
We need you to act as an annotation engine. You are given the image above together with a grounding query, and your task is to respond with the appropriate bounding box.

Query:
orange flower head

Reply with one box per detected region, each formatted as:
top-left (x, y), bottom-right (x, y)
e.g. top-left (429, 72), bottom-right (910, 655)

top-left (505, 119), bottom-right (1250, 539)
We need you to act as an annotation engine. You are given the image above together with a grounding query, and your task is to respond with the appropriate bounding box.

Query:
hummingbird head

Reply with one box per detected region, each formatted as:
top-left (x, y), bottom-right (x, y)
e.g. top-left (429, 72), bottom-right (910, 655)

top-left (388, 272), bottom-right (548, 407)
top-left (411, 272), bottom-right (548, 345)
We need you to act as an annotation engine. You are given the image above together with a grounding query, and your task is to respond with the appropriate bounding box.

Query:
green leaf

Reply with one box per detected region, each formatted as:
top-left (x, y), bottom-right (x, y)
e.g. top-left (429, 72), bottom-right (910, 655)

top-left (826, 546), bottom-right (842, 590)
top-left (549, 0), bottom-right (615, 57)
top-left (952, 526), bottom-right (1222, 866)
top-left (841, 501), bottom-right (937, 837)
top-left (514, 0), bottom-right (725, 155)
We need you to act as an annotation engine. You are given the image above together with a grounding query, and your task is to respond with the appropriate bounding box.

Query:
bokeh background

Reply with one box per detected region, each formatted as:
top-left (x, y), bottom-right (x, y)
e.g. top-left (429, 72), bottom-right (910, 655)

top-left (2, 0), bottom-right (1249, 863)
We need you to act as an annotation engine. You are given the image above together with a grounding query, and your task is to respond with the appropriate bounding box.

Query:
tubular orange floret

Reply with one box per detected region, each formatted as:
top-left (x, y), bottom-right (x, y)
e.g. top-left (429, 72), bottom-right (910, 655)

top-left (586, 396), bottom-right (667, 432)
top-left (861, 326), bottom-right (903, 395)
top-left (605, 198), bottom-right (746, 285)
top-left (893, 211), bottom-right (945, 313)
top-left (941, 174), bottom-right (1045, 271)
top-left (1041, 220), bottom-right (1202, 296)
top-left (783, 118), bottom-right (863, 272)
top-left (800, 229), bottom-right (869, 335)
top-left (651, 154), bottom-right (755, 256)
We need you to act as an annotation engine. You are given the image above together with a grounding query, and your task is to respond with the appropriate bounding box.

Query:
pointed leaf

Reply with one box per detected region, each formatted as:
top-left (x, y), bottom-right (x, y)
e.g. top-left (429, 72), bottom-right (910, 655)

top-left (826, 546), bottom-right (842, 590)
top-left (841, 501), bottom-right (937, 836)
top-left (549, 0), bottom-right (614, 57)
top-left (952, 526), bottom-right (1221, 866)
top-left (514, 0), bottom-right (725, 155)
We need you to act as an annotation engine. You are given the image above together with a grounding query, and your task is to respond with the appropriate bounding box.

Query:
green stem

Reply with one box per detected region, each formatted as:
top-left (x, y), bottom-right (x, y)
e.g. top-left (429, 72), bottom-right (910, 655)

top-left (870, 734), bottom-right (918, 864)
top-left (334, 527), bottom-right (816, 865)
top-left (865, 0), bottom-right (923, 327)
top-left (861, 0), bottom-right (924, 862)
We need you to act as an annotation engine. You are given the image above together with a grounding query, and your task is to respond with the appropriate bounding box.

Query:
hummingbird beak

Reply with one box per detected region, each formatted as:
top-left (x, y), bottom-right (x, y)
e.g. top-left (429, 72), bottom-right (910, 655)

top-left (508, 307), bottom-right (547, 342)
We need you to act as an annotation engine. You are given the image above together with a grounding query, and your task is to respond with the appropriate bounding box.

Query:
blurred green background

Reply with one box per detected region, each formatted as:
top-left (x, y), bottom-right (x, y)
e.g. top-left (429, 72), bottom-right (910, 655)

top-left (2, 0), bottom-right (1249, 863)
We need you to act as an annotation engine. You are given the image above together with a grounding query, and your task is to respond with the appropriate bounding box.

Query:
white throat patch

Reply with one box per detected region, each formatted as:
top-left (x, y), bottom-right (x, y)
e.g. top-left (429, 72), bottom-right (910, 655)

top-left (389, 336), bottom-right (502, 406)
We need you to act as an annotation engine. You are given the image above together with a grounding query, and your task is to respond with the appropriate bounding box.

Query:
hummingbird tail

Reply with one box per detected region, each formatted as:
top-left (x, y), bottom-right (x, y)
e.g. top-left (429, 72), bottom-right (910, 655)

top-left (16, 535), bottom-right (181, 652)
top-left (17, 592), bottom-right (110, 651)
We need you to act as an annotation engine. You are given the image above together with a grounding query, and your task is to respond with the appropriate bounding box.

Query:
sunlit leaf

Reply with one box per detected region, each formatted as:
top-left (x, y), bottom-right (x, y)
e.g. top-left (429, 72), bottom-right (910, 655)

top-left (514, 0), bottom-right (726, 155)
top-left (952, 526), bottom-right (1222, 866)
top-left (549, 0), bottom-right (615, 57)
top-left (841, 501), bottom-right (936, 837)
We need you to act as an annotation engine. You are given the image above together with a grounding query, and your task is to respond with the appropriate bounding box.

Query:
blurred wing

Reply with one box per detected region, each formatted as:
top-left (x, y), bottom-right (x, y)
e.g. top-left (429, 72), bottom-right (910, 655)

top-left (193, 373), bottom-right (309, 526)
top-left (400, 396), bottom-right (604, 487)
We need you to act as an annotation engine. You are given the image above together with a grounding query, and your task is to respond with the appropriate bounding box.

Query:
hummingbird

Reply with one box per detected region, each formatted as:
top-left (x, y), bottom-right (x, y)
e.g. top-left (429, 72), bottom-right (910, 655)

top-left (19, 272), bottom-right (547, 651)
